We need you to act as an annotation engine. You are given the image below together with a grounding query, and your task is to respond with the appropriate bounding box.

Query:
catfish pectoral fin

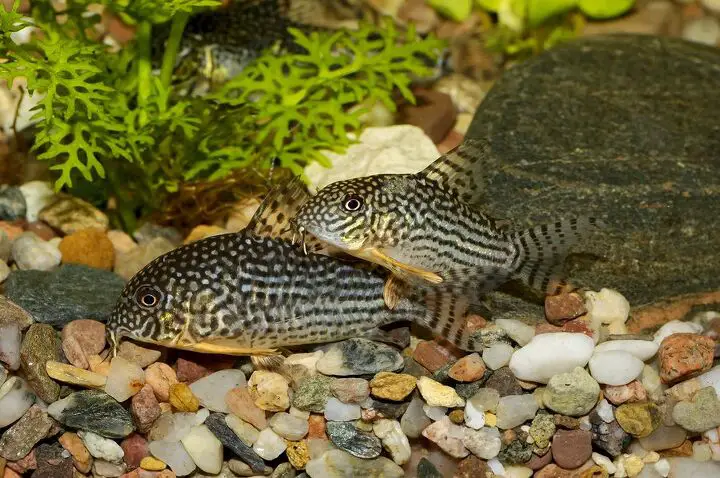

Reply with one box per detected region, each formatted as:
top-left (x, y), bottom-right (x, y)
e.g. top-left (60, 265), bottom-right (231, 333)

top-left (359, 248), bottom-right (444, 285)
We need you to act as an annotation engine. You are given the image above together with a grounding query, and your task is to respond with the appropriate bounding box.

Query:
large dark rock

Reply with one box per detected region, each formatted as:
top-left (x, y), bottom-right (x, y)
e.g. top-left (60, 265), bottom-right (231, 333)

top-left (2, 264), bottom-right (125, 326)
top-left (466, 34), bottom-right (720, 318)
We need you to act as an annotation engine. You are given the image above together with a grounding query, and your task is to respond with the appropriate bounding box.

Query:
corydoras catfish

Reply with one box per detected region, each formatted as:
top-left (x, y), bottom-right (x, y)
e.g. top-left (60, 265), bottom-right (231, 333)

top-left (291, 139), bottom-right (605, 304)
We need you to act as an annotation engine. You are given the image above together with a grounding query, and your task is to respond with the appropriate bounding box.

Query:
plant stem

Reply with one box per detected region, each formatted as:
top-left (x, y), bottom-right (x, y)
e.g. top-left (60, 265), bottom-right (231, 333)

top-left (136, 20), bottom-right (152, 125)
top-left (160, 12), bottom-right (190, 92)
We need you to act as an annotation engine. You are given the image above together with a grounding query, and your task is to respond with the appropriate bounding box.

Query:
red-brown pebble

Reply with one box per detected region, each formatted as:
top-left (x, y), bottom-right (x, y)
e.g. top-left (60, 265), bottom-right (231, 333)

top-left (0, 221), bottom-right (23, 240)
top-left (453, 455), bottom-right (489, 478)
top-left (58, 227), bottom-right (115, 270)
top-left (545, 293), bottom-right (587, 325)
top-left (464, 314), bottom-right (488, 334)
top-left (551, 429), bottom-right (592, 469)
top-left (536, 318), bottom-right (594, 338)
top-left (308, 414), bottom-right (327, 439)
top-left (225, 387), bottom-right (267, 430)
top-left (413, 340), bottom-right (455, 372)
top-left (121, 433), bottom-right (149, 470)
top-left (144, 363), bottom-right (178, 402)
top-left (6, 449), bottom-right (36, 474)
top-left (131, 384), bottom-right (161, 433)
top-left (61, 319), bottom-right (106, 369)
top-left (658, 333), bottom-right (715, 384)
top-left (526, 450), bottom-right (553, 470)
top-left (58, 431), bottom-right (92, 473)
top-left (604, 381), bottom-right (648, 405)
top-left (3, 468), bottom-right (22, 478)
top-left (26, 222), bottom-right (56, 241)
top-left (447, 353), bottom-right (486, 382)
top-left (174, 358), bottom-right (210, 384)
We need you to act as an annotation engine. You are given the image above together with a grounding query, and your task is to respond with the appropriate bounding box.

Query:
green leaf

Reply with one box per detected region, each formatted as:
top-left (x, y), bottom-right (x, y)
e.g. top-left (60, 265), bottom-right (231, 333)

top-left (577, 0), bottom-right (634, 19)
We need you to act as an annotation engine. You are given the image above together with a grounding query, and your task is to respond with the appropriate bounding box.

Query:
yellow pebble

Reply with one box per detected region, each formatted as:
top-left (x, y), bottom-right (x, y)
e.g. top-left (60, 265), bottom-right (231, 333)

top-left (623, 455), bottom-right (645, 478)
top-left (169, 383), bottom-right (200, 412)
top-left (484, 412), bottom-right (497, 427)
top-left (642, 451), bottom-right (660, 464)
top-left (140, 456), bottom-right (167, 471)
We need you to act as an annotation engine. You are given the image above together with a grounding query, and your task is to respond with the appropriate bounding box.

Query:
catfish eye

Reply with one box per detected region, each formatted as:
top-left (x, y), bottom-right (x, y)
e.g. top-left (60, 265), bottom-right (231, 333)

top-left (135, 285), bottom-right (162, 309)
top-left (343, 194), bottom-right (363, 212)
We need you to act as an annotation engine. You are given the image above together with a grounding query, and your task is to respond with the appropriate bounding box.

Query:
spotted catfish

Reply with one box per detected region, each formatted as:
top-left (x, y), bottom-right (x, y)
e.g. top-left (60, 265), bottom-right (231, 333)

top-left (106, 179), bottom-right (484, 356)
top-left (291, 139), bottom-right (605, 305)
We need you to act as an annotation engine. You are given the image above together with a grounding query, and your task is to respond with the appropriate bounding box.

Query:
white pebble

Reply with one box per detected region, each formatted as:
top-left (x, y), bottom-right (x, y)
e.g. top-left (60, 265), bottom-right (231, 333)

top-left (642, 364), bottom-right (666, 401)
top-left (194, 408), bottom-right (209, 425)
top-left (509, 333), bottom-right (595, 384)
top-left (664, 457), bottom-right (720, 477)
top-left (0, 322), bottom-right (22, 371)
top-left (253, 428), bottom-right (287, 461)
top-left (269, 412), bottom-right (309, 441)
top-left (180, 424), bottom-right (223, 474)
top-left (682, 17), bottom-right (720, 46)
top-left (596, 399), bottom-right (615, 423)
top-left (589, 351), bottom-right (644, 386)
top-left (78, 430), bottom-right (124, 463)
top-left (373, 419), bottom-right (411, 466)
top-left (653, 459), bottom-right (670, 477)
top-left (495, 319), bottom-right (535, 346)
top-left (11, 232), bottom-right (61, 271)
top-left (595, 340), bottom-right (659, 361)
top-left (324, 397), bottom-right (361, 421)
top-left (504, 466), bottom-right (533, 478)
top-left (149, 440), bottom-right (196, 476)
top-left (283, 351), bottom-right (323, 375)
top-left (579, 415), bottom-right (592, 431)
top-left (0, 377), bottom-right (35, 427)
top-left (693, 441), bottom-right (713, 462)
top-left (496, 394), bottom-right (539, 430)
top-left (584, 288), bottom-right (630, 325)
top-left (593, 452), bottom-right (617, 474)
top-left (464, 396), bottom-right (486, 429)
top-left (653, 320), bottom-right (704, 345)
top-left (163, 412), bottom-right (201, 442)
top-left (422, 404), bottom-right (447, 421)
top-left (483, 343), bottom-right (514, 370)
top-left (19, 181), bottom-right (54, 222)
top-left (189, 369), bottom-right (246, 413)
top-left (104, 356), bottom-right (145, 402)
top-left (463, 427), bottom-right (501, 459)
top-left (702, 0), bottom-right (720, 14)
top-left (488, 457), bottom-right (506, 476)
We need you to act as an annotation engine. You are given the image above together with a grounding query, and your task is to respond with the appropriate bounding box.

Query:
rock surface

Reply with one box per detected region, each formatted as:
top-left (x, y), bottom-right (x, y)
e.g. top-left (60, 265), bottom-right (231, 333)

top-left (47, 390), bottom-right (135, 438)
top-left (464, 34), bottom-right (720, 312)
top-left (4, 264), bottom-right (125, 326)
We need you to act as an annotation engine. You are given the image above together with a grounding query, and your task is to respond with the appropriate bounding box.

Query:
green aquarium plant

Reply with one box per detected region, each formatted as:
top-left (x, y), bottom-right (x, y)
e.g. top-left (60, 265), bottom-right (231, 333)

top-left (0, 0), bottom-right (445, 231)
top-left (472, 0), bottom-right (635, 59)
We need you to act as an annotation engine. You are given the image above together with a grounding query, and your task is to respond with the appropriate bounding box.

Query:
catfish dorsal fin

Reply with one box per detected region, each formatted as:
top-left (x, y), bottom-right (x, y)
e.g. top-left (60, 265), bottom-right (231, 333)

top-left (247, 176), bottom-right (340, 256)
top-left (418, 138), bottom-right (491, 205)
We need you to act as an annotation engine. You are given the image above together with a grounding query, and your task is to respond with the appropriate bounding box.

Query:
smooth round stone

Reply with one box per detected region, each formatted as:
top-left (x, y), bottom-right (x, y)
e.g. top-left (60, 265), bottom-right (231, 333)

top-left (0, 377), bottom-right (36, 428)
top-left (653, 320), bottom-right (704, 345)
top-left (589, 351), bottom-right (644, 386)
top-left (316, 338), bottom-right (403, 376)
top-left (149, 440), bottom-right (196, 476)
top-left (496, 395), bottom-right (539, 430)
top-left (324, 397), bottom-right (361, 422)
top-left (682, 17), bottom-right (720, 47)
top-left (189, 369), bottom-right (246, 413)
top-left (509, 333), bottom-right (595, 384)
top-left (11, 232), bottom-right (61, 271)
top-left (595, 340), bottom-right (659, 361)
top-left (180, 424), bottom-right (223, 474)
top-left (269, 412), bottom-right (309, 441)
top-left (495, 319), bottom-right (535, 346)
top-left (543, 367), bottom-right (600, 416)
top-left (483, 343), bottom-right (514, 370)
top-left (584, 288), bottom-right (630, 325)
top-left (224, 415), bottom-right (259, 446)
top-left (639, 425), bottom-right (688, 452)
top-left (252, 428), bottom-right (287, 461)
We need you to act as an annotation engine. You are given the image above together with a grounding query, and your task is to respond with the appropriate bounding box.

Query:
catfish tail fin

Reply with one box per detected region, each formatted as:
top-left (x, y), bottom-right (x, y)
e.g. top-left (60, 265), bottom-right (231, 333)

top-left (508, 217), bottom-right (605, 295)
top-left (412, 289), bottom-right (483, 352)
